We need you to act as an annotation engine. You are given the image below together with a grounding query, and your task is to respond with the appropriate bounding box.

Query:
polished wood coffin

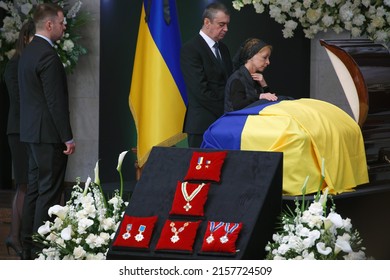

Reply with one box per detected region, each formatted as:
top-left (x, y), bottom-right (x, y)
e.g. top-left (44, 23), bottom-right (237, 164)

top-left (320, 39), bottom-right (390, 182)
top-left (292, 39), bottom-right (390, 259)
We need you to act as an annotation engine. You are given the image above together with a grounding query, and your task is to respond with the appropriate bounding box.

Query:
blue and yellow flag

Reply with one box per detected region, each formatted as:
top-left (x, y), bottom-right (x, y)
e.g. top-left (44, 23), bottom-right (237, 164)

top-left (129, 0), bottom-right (187, 167)
top-left (202, 99), bottom-right (369, 196)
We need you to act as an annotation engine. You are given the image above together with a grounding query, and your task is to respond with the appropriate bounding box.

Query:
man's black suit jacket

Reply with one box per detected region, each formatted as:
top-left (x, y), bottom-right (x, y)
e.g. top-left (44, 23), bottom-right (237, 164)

top-left (180, 34), bottom-right (232, 134)
top-left (18, 36), bottom-right (73, 144)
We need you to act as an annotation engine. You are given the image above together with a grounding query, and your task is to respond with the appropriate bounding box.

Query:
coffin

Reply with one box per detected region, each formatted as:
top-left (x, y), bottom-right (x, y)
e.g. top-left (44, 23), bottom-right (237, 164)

top-left (319, 39), bottom-right (390, 182)
top-left (309, 39), bottom-right (390, 259)
top-left (200, 39), bottom-right (390, 259)
top-left (282, 39), bottom-right (390, 260)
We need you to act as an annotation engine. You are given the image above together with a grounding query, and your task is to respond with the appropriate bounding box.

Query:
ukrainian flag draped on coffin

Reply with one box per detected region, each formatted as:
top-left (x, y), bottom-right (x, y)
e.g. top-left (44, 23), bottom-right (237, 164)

top-left (202, 99), bottom-right (369, 196)
top-left (129, 0), bottom-right (187, 167)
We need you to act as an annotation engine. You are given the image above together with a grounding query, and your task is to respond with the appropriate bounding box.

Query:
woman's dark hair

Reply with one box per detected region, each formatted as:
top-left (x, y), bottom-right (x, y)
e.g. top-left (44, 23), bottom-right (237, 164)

top-left (14, 19), bottom-right (35, 57)
top-left (233, 38), bottom-right (272, 71)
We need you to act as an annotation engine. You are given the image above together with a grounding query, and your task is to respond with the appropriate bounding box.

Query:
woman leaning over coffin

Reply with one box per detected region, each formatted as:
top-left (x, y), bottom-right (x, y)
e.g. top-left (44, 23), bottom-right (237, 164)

top-left (224, 38), bottom-right (292, 113)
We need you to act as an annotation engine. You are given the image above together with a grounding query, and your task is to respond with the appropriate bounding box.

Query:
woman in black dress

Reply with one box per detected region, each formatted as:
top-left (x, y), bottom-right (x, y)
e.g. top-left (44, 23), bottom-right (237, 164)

top-left (3, 20), bottom-right (35, 257)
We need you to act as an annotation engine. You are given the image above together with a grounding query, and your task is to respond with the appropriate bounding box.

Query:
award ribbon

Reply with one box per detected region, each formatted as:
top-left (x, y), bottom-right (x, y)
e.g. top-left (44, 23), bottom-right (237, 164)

top-left (206, 221), bottom-right (224, 244)
top-left (220, 223), bottom-right (239, 244)
top-left (181, 182), bottom-right (206, 212)
top-left (196, 157), bottom-right (203, 170)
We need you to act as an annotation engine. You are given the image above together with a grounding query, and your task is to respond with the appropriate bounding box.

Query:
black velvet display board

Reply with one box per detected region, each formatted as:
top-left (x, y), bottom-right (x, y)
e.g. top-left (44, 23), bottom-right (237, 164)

top-left (107, 147), bottom-right (283, 260)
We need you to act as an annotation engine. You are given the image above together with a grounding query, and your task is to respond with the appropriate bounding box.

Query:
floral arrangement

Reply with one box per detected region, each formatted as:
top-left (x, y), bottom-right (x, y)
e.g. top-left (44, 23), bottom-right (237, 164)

top-left (232, 0), bottom-right (390, 42)
top-left (265, 175), bottom-right (367, 260)
top-left (0, 0), bottom-right (89, 76)
top-left (32, 151), bottom-right (130, 260)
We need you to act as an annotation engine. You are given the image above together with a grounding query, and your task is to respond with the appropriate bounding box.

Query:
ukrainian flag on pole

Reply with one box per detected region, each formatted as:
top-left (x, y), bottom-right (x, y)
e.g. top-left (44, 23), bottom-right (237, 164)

top-left (129, 0), bottom-right (187, 168)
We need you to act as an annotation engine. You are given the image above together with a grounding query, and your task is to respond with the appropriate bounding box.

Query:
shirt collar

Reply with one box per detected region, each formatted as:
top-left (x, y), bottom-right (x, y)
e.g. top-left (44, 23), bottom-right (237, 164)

top-left (35, 34), bottom-right (54, 47)
top-left (199, 30), bottom-right (217, 49)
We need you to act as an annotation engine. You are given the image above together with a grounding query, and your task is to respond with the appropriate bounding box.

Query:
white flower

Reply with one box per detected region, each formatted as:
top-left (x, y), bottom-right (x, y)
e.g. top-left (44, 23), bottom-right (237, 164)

top-left (86, 252), bottom-right (105, 260)
top-left (73, 246), bottom-right (87, 259)
top-left (308, 201), bottom-right (323, 216)
top-left (277, 243), bottom-right (290, 255)
top-left (60, 225), bottom-right (73, 241)
top-left (322, 15), bottom-right (335, 27)
top-left (67, 1), bottom-right (82, 18)
top-left (265, 187), bottom-right (366, 259)
top-left (283, 20), bottom-right (298, 38)
top-left (62, 39), bottom-right (75, 52)
top-left (253, 3), bottom-right (264, 14)
top-left (232, 0), bottom-right (390, 42)
top-left (344, 250), bottom-right (367, 260)
top-left (48, 205), bottom-right (68, 220)
top-left (94, 160), bottom-right (100, 186)
top-left (232, 1), bottom-right (244, 11)
top-left (117, 151), bottom-right (129, 172)
top-left (20, 3), bottom-right (33, 15)
top-left (55, 236), bottom-right (65, 247)
top-left (83, 176), bottom-right (92, 195)
top-left (0, 1), bottom-right (8, 10)
top-left (306, 8), bottom-right (321, 24)
top-left (46, 233), bottom-right (58, 242)
top-left (326, 211), bottom-right (343, 229)
top-left (335, 234), bottom-right (352, 254)
top-left (38, 221), bottom-right (52, 236)
top-left (316, 242), bottom-right (332, 255)
top-left (302, 229), bottom-right (321, 248)
top-left (31, 155), bottom-right (130, 259)
top-left (302, 250), bottom-right (316, 260)
top-left (101, 217), bottom-right (116, 231)
top-left (77, 217), bottom-right (94, 234)
top-left (0, 0), bottom-right (88, 76)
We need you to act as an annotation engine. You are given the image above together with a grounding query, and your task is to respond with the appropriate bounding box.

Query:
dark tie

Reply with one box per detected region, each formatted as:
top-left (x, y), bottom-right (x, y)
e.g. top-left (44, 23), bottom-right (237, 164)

top-left (213, 42), bottom-right (222, 62)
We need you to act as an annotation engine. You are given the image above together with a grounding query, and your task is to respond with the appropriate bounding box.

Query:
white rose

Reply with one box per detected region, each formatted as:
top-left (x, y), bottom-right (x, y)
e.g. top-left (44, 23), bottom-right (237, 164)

top-left (73, 246), bottom-right (87, 259)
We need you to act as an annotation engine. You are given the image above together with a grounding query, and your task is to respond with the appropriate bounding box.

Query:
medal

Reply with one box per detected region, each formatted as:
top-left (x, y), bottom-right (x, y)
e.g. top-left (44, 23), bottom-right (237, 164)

top-left (196, 157), bottom-right (203, 170)
top-left (206, 221), bottom-right (224, 244)
top-left (205, 160), bottom-right (211, 168)
top-left (220, 223), bottom-right (239, 244)
top-left (170, 222), bottom-right (189, 243)
top-left (122, 223), bottom-right (132, 240)
top-left (181, 182), bottom-right (205, 212)
top-left (135, 225), bottom-right (146, 242)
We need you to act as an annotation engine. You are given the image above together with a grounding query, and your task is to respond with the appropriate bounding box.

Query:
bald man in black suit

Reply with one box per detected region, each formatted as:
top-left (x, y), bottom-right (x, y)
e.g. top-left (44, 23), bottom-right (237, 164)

top-left (180, 2), bottom-right (233, 148)
top-left (18, 3), bottom-right (75, 259)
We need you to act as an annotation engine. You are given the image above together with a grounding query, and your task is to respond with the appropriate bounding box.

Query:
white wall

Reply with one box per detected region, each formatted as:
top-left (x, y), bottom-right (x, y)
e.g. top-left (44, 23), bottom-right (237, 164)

top-left (65, 0), bottom-right (99, 182)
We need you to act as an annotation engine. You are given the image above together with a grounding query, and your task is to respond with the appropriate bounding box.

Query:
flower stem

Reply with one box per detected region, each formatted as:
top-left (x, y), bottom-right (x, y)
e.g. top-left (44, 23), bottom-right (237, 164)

top-left (119, 170), bottom-right (124, 198)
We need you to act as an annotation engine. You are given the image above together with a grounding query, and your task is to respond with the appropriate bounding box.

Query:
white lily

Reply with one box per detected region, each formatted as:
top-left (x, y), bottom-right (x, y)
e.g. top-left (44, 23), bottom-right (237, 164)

top-left (116, 151), bottom-right (129, 197)
top-left (83, 176), bottom-right (92, 196)
top-left (94, 160), bottom-right (100, 186)
top-left (48, 205), bottom-right (68, 220)
top-left (60, 225), bottom-right (73, 241)
top-left (116, 151), bottom-right (129, 172)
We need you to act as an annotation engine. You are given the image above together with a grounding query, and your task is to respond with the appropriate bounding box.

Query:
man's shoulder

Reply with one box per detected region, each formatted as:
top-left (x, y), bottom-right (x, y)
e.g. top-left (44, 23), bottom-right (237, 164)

top-left (22, 37), bottom-right (56, 58)
top-left (183, 34), bottom-right (205, 48)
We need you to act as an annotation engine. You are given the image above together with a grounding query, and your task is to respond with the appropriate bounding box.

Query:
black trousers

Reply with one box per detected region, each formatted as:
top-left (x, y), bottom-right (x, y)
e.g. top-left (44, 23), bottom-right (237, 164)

top-left (21, 142), bottom-right (68, 251)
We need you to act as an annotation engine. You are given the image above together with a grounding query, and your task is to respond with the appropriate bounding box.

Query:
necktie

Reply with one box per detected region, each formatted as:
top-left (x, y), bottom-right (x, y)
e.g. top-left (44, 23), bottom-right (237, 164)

top-left (213, 42), bottom-right (222, 62)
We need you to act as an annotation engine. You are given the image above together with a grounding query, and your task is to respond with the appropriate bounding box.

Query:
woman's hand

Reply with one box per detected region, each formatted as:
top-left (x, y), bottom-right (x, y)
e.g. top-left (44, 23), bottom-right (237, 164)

top-left (259, 92), bottom-right (278, 101)
top-left (251, 73), bottom-right (267, 87)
